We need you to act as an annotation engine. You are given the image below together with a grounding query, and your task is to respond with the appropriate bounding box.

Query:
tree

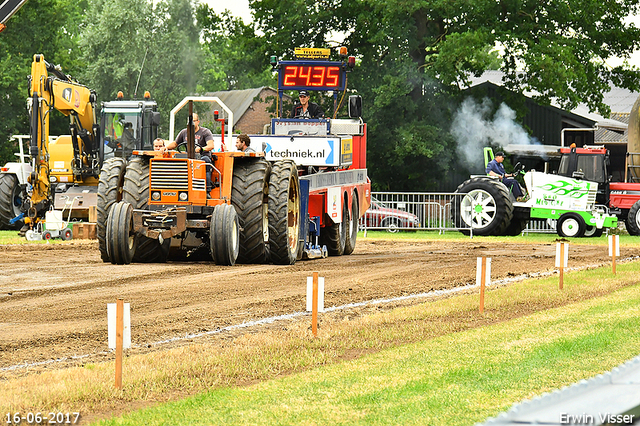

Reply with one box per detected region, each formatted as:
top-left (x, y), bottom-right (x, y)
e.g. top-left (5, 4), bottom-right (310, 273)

top-left (196, 6), bottom-right (275, 92)
top-left (78, 0), bottom-right (203, 137)
top-left (0, 0), bottom-right (87, 165)
top-left (249, 0), bottom-right (640, 190)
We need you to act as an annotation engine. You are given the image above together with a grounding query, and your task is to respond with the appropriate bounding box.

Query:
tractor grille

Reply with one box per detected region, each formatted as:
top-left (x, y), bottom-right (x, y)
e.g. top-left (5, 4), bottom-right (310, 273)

top-left (151, 160), bottom-right (189, 190)
top-left (192, 178), bottom-right (206, 191)
top-left (587, 187), bottom-right (597, 205)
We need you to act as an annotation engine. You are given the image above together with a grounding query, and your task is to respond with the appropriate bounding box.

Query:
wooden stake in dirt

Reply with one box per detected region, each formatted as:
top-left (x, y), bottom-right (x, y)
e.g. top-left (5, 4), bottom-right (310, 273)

top-left (555, 242), bottom-right (569, 290)
top-left (609, 235), bottom-right (620, 275)
top-left (476, 257), bottom-right (491, 313)
top-left (108, 300), bottom-right (131, 390)
top-left (306, 272), bottom-right (325, 337)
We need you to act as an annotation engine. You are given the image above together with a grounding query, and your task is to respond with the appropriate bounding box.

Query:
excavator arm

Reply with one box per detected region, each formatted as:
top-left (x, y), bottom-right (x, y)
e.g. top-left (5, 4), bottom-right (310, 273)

top-left (0, 0), bottom-right (28, 33)
top-left (27, 54), bottom-right (100, 223)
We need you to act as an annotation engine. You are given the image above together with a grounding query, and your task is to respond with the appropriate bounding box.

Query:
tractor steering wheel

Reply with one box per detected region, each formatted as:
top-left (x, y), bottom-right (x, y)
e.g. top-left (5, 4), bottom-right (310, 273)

top-left (176, 142), bottom-right (188, 153)
top-left (512, 162), bottom-right (525, 175)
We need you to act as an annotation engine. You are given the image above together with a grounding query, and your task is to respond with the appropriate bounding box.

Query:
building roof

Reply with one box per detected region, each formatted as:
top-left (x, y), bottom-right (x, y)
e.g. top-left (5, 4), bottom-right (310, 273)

top-left (596, 112), bottom-right (629, 144)
top-left (467, 70), bottom-right (637, 118)
top-left (204, 87), bottom-right (273, 127)
top-left (467, 71), bottom-right (635, 144)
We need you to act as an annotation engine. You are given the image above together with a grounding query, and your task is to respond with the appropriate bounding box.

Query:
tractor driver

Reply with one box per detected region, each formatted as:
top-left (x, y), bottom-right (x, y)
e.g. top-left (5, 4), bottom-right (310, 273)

top-left (113, 122), bottom-right (136, 153)
top-left (486, 152), bottom-right (524, 200)
top-left (290, 90), bottom-right (324, 119)
top-left (162, 113), bottom-right (216, 195)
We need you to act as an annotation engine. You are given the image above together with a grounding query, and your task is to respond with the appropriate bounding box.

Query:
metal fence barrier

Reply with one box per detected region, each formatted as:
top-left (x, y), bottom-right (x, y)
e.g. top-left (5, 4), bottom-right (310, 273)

top-left (359, 192), bottom-right (468, 234)
top-left (358, 192), bottom-right (556, 234)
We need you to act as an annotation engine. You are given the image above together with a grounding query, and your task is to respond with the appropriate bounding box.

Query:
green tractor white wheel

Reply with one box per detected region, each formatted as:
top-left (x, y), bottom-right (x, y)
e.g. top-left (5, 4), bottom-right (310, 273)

top-left (557, 213), bottom-right (586, 238)
top-left (453, 177), bottom-right (513, 236)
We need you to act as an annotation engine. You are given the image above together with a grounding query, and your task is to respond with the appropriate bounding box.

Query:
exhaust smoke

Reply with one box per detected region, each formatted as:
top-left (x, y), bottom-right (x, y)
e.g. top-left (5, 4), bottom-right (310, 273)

top-left (451, 97), bottom-right (541, 171)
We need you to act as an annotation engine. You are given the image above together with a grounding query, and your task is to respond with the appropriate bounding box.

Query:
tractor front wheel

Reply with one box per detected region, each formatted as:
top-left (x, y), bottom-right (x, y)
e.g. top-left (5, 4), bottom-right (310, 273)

top-left (122, 157), bottom-right (170, 262)
top-left (97, 157), bottom-right (127, 261)
top-left (583, 225), bottom-right (604, 238)
top-left (106, 201), bottom-right (136, 264)
top-left (557, 213), bottom-right (586, 238)
top-left (209, 204), bottom-right (240, 266)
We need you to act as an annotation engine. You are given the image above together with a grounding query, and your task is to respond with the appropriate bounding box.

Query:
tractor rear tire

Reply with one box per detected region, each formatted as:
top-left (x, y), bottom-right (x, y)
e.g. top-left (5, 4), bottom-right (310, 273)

top-left (343, 192), bottom-right (359, 255)
top-left (232, 158), bottom-right (271, 263)
top-left (0, 174), bottom-right (24, 230)
top-left (97, 157), bottom-right (127, 262)
top-left (626, 200), bottom-right (640, 236)
top-left (322, 194), bottom-right (349, 256)
top-left (209, 204), bottom-right (240, 266)
top-left (503, 219), bottom-right (527, 236)
top-left (122, 157), bottom-right (170, 263)
top-left (557, 213), bottom-right (586, 238)
top-left (106, 201), bottom-right (136, 264)
top-left (452, 177), bottom-right (514, 236)
top-left (268, 160), bottom-right (301, 265)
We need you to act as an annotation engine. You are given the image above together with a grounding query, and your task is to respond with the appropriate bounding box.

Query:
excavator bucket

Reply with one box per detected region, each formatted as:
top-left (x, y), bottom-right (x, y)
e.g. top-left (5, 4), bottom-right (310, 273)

top-left (0, 0), bottom-right (28, 33)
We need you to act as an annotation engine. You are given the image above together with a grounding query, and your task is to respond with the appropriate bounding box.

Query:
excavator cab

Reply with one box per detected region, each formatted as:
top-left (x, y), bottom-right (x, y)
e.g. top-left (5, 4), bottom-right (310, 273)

top-left (100, 98), bottom-right (161, 160)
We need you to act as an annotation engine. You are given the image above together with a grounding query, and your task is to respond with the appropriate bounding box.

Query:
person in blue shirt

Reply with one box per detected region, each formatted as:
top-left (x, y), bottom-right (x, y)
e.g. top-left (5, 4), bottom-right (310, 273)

top-left (486, 152), bottom-right (523, 199)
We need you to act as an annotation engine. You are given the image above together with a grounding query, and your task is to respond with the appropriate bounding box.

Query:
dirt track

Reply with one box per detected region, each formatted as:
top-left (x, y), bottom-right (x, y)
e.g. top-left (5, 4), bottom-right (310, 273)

top-left (1, 238), bottom-right (636, 375)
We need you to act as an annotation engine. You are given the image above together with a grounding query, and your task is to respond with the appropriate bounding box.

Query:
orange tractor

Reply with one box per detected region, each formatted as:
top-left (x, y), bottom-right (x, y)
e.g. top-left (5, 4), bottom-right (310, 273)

top-left (101, 48), bottom-right (370, 265)
top-left (103, 111), bottom-right (298, 265)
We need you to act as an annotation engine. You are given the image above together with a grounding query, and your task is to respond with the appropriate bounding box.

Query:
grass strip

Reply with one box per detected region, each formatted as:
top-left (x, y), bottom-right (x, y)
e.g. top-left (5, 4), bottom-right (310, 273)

top-left (3, 229), bottom-right (640, 246)
top-left (1, 260), bottom-right (639, 424)
top-left (361, 229), bottom-right (640, 246)
top-left (94, 272), bottom-right (640, 426)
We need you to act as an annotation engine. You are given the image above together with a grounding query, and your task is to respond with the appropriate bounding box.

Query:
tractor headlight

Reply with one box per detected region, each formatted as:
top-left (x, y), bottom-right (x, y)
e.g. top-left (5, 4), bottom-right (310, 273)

top-left (179, 192), bottom-right (188, 201)
top-left (151, 191), bottom-right (161, 201)
top-left (49, 176), bottom-right (58, 183)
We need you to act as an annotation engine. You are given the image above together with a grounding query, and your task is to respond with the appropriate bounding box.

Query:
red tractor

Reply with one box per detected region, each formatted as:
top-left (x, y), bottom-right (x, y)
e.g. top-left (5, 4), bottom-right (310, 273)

top-left (557, 145), bottom-right (640, 234)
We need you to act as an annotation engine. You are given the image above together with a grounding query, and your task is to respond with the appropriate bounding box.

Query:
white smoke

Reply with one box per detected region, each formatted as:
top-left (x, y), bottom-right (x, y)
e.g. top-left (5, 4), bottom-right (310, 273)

top-left (451, 97), bottom-right (537, 171)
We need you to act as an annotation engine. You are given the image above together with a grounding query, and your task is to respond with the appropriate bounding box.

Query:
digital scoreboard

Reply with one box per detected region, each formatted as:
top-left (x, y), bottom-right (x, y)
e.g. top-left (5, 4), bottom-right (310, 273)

top-left (278, 61), bottom-right (346, 91)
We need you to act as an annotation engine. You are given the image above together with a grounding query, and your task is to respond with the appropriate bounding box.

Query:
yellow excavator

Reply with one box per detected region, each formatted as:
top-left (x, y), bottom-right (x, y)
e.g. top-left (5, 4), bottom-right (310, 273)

top-left (1, 6), bottom-right (162, 237)
top-left (23, 54), bottom-right (101, 234)
top-left (0, 54), bottom-right (161, 239)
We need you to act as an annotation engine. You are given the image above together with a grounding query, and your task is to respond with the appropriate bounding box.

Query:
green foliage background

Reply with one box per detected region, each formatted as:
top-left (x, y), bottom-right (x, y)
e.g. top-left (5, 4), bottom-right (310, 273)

top-left (2, 0), bottom-right (640, 190)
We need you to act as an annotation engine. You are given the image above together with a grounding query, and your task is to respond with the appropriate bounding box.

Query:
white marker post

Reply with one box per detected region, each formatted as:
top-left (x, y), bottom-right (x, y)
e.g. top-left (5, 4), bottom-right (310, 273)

top-left (108, 300), bottom-right (131, 389)
top-left (306, 272), bottom-right (324, 337)
top-left (476, 257), bottom-right (491, 313)
top-left (555, 242), bottom-right (569, 290)
top-left (609, 235), bottom-right (620, 275)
